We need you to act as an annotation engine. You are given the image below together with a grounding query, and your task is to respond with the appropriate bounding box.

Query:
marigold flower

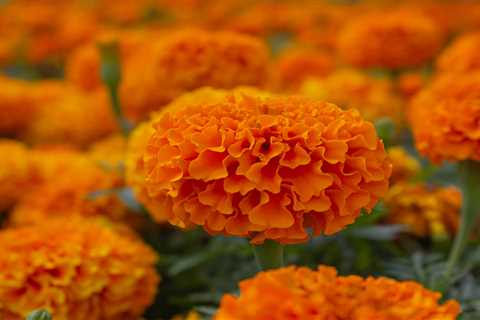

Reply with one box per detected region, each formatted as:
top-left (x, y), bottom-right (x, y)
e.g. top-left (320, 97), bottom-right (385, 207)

top-left (408, 72), bottom-right (480, 162)
top-left (388, 147), bottom-right (420, 185)
top-left (0, 140), bottom-right (31, 212)
top-left (397, 72), bottom-right (427, 99)
top-left (272, 48), bottom-right (334, 90)
top-left (65, 29), bottom-right (165, 92)
top-left (126, 87), bottom-right (257, 222)
top-left (385, 183), bottom-right (460, 238)
top-left (88, 134), bottom-right (127, 169)
top-left (22, 84), bottom-right (117, 147)
top-left (0, 2), bottom-right (98, 63)
top-left (140, 92), bottom-right (391, 243)
top-left (436, 32), bottom-right (480, 74)
top-left (215, 265), bottom-right (461, 320)
top-left (300, 69), bottom-right (403, 123)
top-left (0, 76), bottom-right (38, 135)
top-left (337, 10), bottom-right (443, 69)
top-left (9, 150), bottom-right (128, 226)
top-left (0, 218), bottom-right (159, 320)
top-left (171, 311), bottom-right (201, 320)
top-left (119, 29), bottom-right (269, 122)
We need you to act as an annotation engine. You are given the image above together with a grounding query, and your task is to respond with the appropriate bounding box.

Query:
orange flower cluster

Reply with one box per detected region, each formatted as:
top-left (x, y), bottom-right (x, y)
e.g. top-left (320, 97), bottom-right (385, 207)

top-left (119, 29), bottom-right (270, 122)
top-left (408, 72), bottom-right (480, 162)
top-left (136, 91), bottom-right (391, 243)
top-left (9, 147), bottom-right (128, 227)
top-left (0, 140), bottom-right (31, 212)
top-left (388, 147), bottom-right (420, 185)
top-left (215, 265), bottom-right (461, 320)
top-left (0, 76), bottom-right (38, 135)
top-left (22, 84), bottom-right (116, 147)
top-left (300, 69), bottom-right (403, 123)
top-left (436, 32), bottom-right (480, 74)
top-left (337, 10), bottom-right (443, 69)
top-left (0, 218), bottom-right (159, 320)
top-left (385, 183), bottom-right (460, 238)
top-left (273, 48), bottom-right (335, 90)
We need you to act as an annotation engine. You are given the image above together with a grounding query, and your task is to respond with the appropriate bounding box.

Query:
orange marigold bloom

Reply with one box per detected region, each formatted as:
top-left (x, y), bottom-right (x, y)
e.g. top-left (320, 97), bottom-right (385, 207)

top-left (22, 84), bottom-right (117, 147)
top-left (9, 150), bottom-right (128, 226)
top-left (65, 29), bottom-right (165, 92)
top-left (215, 265), bottom-right (461, 320)
top-left (141, 92), bottom-right (391, 243)
top-left (385, 183), bottom-right (460, 238)
top-left (0, 76), bottom-right (38, 135)
top-left (337, 10), bottom-right (443, 69)
top-left (126, 87), bottom-right (255, 222)
top-left (300, 69), bottom-right (403, 123)
top-left (119, 29), bottom-right (270, 122)
top-left (397, 72), bottom-right (427, 99)
top-left (408, 72), bottom-right (480, 162)
top-left (436, 32), bottom-right (480, 74)
top-left (88, 134), bottom-right (127, 169)
top-left (273, 48), bottom-right (334, 90)
top-left (388, 147), bottom-right (420, 185)
top-left (0, 140), bottom-right (31, 212)
top-left (0, 218), bottom-right (159, 320)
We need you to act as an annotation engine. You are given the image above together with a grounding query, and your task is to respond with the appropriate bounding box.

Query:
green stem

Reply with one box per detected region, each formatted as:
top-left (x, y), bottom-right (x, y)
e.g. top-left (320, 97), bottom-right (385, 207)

top-left (99, 42), bottom-right (132, 137)
top-left (444, 160), bottom-right (480, 279)
top-left (252, 240), bottom-right (284, 271)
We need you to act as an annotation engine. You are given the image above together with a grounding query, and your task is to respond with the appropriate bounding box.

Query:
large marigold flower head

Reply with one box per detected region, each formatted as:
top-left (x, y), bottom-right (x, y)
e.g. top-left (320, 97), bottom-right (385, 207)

top-left (299, 69), bottom-right (403, 123)
top-left (436, 32), bottom-right (480, 74)
top-left (22, 84), bottom-right (117, 147)
top-left (385, 183), bottom-right (460, 238)
top-left (388, 147), bottom-right (420, 185)
top-left (119, 28), bottom-right (270, 122)
top-left (126, 87), bottom-right (266, 222)
top-left (0, 76), bottom-right (38, 135)
top-left (141, 92), bottom-right (391, 243)
top-left (0, 140), bottom-right (31, 212)
top-left (215, 265), bottom-right (460, 320)
top-left (9, 150), bottom-right (128, 226)
top-left (337, 10), bottom-right (443, 69)
top-left (0, 218), bottom-right (159, 320)
top-left (272, 48), bottom-right (335, 90)
top-left (408, 72), bottom-right (480, 162)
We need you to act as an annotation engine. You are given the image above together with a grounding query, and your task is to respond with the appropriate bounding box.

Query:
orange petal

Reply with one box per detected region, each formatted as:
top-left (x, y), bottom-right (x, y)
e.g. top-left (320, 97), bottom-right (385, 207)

top-left (188, 150), bottom-right (228, 181)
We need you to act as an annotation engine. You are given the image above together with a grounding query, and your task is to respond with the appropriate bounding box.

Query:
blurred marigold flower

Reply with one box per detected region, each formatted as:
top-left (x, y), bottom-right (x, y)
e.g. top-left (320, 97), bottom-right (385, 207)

top-left (0, 2), bottom-right (99, 63)
top-left (300, 69), bottom-right (403, 123)
top-left (22, 83), bottom-right (117, 147)
top-left (0, 76), bottom-right (39, 135)
top-left (388, 147), bottom-right (420, 185)
top-left (214, 265), bottom-right (461, 320)
top-left (0, 140), bottom-right (31, 212)
top-left (9, 149), bottom-right (128, 226)
top-left (384, 183), bottom-right (460, 239)
top-left (272, 48), bottom-right (334, 90)
top-left (65, 29), bottom-right (165, 92)
top-left (137, 91), bottom-right (391, 243)
top-left (437, 32), bottom-right (480, 74)
top-left (88, 134), bottom-right (127, 169)
top-left (171, 311), bottom-right (201, 320)
top-left (119, 28), bottom-right (270, 122)
top-left (397, 71), bottom-right (427, 99)
top-left (0, 218), bottom-right (159, 320)
top-left (337, 10), bottom-right (443, 69)
top-left (408, 72), bottom-right (480, 163)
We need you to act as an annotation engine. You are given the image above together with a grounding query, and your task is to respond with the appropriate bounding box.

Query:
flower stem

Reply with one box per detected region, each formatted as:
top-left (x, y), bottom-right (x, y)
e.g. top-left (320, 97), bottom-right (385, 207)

top-left (444, 160), bottom-right (480, 279)
top-left (99, 42), bottom-right (132, 137)
top-left (252, 240), bottom-right (284, 271)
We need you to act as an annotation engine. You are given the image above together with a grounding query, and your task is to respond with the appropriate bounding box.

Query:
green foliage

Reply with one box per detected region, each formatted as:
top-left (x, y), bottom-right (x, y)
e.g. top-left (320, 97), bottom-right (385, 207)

top-left (26, 310), bottom-right (52, 320)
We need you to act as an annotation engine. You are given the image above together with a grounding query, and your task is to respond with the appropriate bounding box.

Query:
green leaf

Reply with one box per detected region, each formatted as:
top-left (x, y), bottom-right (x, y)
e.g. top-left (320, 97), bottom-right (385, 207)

top-left (26, 309), bottom-right (52, 320)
